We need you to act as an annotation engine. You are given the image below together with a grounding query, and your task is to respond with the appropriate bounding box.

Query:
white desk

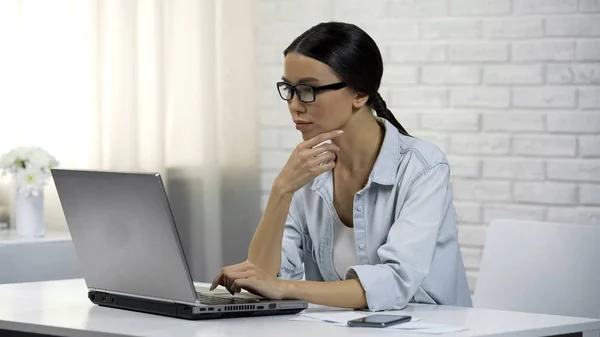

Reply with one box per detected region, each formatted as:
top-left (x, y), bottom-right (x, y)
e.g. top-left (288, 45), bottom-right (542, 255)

top-left (1, 279), bottom-right (599, 337)
top-left (0, 230), bottom-right (81, 284)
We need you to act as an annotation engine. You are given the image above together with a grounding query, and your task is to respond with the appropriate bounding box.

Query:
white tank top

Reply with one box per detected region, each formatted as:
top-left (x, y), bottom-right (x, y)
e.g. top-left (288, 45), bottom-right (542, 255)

top-left (332, 213), bottom-right (358, 279)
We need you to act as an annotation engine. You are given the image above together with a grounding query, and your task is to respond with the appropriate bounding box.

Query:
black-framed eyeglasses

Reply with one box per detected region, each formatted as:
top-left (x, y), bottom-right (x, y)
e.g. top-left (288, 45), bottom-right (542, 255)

top-left (276, 81), bottom-right (347, 103)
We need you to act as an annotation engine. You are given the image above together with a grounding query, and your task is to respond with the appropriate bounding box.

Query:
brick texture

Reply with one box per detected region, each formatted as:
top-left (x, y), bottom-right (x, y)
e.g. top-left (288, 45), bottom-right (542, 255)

top-left (580, 136), bottom-right (600, 157)
top-left (483, 65), bottom-right (544, 84)
top-left (545, 15), bottom-right (600, 37)
top-left (257, 0), bottom-right (600, 291)
top-left (512, 41), bottom-right (575, 61)
top-left (514, 182), bottom-right (578, 204)
top-left (579, 0), bottom-right (600, 13)
top-left (482, 112), bottom-right (545, 132)
top-left (483, 204), bottom-right (546, 223)
top-left (513, 135), bottom-right (577, 157)
top-left (514, 0), bottom-right (578, 14)
top-left (579, 88), bottom-right (600, 109)
top-left (546, 64), bottom-right (600, 84)
top-left (451, 88), bottom-right (510, 108)
top-left (421, 19), bottom-right (481, 39)
top-left (577, 40), bottom-right (600, 60)
top-left (483, 18), bottom-right (544, 39)
top-left (512, 88), bottom-right (577, 108)
top-left (482, 158), bottom-right (545, 180)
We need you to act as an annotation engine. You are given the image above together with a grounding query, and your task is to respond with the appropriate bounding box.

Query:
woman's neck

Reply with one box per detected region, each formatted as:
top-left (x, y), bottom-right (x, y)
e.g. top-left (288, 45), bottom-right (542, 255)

top-left (331, 111), bottom-right (384, 177)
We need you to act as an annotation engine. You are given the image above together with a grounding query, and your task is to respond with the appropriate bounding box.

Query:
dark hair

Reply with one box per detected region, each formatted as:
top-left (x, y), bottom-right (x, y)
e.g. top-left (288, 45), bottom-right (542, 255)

top-left (284, 22), bottom-right (409, 136)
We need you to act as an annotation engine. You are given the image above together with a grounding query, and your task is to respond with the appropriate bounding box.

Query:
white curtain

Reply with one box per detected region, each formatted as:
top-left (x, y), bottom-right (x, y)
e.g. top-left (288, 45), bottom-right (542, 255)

top-left (0, 0), bottom-right (260, 281)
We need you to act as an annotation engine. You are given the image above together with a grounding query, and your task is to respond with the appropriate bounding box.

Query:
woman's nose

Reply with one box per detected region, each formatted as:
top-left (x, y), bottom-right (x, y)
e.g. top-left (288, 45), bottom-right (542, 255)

top-left (288, 93), bottom-right (305, 113)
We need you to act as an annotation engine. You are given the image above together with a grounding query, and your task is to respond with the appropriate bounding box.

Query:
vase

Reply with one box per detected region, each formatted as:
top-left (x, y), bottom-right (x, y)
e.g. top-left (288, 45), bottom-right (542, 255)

top-left (15, 189), bottom-right (45, 238)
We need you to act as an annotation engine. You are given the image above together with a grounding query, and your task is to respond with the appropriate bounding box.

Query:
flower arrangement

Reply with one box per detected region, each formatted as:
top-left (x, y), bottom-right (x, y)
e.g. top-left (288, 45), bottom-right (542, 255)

top-left (0, 147), bottom-right (59, 197)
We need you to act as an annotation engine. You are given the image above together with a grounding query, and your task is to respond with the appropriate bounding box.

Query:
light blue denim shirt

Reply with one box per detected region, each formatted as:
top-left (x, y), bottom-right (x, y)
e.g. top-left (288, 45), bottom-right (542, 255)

top-left (279, 118), bottom-right (473, 311)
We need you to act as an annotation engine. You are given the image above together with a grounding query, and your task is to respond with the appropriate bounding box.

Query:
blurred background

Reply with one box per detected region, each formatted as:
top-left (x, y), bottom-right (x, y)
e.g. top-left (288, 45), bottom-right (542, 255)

top-left (0, 0), bottom-right (599, 291)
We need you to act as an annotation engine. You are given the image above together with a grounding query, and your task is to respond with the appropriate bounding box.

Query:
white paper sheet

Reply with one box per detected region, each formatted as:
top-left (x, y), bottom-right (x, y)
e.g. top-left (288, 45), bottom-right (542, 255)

top-left (300, 311), bottom-right (369, 323)
top-left (291, 311), bottom-right (466, 334)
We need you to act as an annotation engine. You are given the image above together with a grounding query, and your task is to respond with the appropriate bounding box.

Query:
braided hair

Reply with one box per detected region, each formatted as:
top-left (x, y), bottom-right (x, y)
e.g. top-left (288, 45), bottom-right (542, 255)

top-left (370, 92), bottom-right (410, 136)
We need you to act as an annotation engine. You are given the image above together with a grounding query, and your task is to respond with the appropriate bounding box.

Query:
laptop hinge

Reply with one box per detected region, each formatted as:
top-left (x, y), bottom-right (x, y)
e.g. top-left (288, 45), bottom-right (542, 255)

top-left (88, 287), bottom-right (198, 306)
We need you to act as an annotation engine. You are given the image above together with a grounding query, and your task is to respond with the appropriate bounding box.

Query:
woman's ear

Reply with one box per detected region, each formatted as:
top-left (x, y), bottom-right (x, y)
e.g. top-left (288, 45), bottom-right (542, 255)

top-left (353, 92), bottom-right (369, 109)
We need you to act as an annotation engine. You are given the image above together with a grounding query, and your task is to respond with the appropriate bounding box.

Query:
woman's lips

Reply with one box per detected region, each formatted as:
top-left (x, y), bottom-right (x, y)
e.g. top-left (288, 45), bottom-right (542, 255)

top-left (294, 121), bottom-right (313, 131)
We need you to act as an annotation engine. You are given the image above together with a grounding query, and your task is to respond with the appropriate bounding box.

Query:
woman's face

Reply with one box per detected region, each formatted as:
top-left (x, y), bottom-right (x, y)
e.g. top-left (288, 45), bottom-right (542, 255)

top-left (282, 52), bottom-right (356, 140)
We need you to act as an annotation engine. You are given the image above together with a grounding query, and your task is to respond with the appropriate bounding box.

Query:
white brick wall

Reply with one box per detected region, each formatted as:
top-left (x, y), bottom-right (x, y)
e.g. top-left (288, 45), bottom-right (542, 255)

top-left (421, 19), bottom-right (481, 39)
top-left (580, 87), bottom-right (600, 108)
top-left (482, 158), bottom-right (545, 180)
top-left (450, 134), bottom-right (511, 154)
top-left (450, 0), bottom-right (511, 15)
top-left (390, 88), bottom-right (448, 107)
top-left (482, 112), bottom-right (545, 131)
top-left (483, 18), bottom-right (543, 39)
top-left (512, 88), bottom-right (577, 108)
top-left (447, 155), bottom-right (481, 178)
top-left (449, 42), bottom-right (509, 62)
top-left (577, 40), bottom-right (600, 60)
top-left (483, 65), bottom-right (544, 84)
top-left (512, 135), bottom-right (577, 156)
top-left (545, 15), bottom-right (600, 36)
top-left (514, 0), bottom-right (578, 14)
top-left (483, 204), bottom-right (546, 223)
top-left (580, 135), bottom-right (600, 157)
top-left (257, 0), bottom-right (600, 292)
top-left (580, 0), bottom-right (600, 12)
top-left (546, 64), bottom-right (600, 84)
top-left (390, 43), bottom-right (447, 62)
top-left (421, 65), bottom-right (481, 84)
top-left (514, 182), bottom-right (578, 204)
top-left (512, 40), bottom-right (575, 61)
top-left (580, 184), bottom-right (600, 205)
top-left (451, 88), bottom-right (510, 108)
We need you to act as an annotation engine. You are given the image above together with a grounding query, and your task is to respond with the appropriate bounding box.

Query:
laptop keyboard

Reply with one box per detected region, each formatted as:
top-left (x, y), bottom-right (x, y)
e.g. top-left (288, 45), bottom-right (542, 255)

top-left (197, 293), bottom-right (259, 305)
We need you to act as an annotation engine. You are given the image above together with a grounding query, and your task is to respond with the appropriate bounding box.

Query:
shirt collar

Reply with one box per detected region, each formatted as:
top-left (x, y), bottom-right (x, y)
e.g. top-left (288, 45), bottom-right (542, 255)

top-left (369, 118), bottom-right (401, 186)
top-left (311, 118), bottom-right (401, 191)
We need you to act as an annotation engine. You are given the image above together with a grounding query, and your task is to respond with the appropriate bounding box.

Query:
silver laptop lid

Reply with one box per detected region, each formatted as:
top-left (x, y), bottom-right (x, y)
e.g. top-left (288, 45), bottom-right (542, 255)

top-left (52, 169), bottom-right (198, 305)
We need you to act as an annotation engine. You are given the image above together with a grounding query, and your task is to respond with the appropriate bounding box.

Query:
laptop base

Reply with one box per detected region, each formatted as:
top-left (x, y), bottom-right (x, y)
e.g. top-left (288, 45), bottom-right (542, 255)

top-left (89, 291), bottom-right (305, 320)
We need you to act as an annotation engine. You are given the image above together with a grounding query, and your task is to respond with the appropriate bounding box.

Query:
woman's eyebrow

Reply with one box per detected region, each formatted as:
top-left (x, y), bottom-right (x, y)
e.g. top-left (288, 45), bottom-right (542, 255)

top-left (281, 76), bottom-right (320, 84)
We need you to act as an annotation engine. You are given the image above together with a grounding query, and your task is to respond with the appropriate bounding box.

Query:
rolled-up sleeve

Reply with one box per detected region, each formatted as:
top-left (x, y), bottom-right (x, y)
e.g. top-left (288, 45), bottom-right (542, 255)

top-left (279, 209), bottom-right (305, 280)
top-left (347, 163), bottom-right (452, 311)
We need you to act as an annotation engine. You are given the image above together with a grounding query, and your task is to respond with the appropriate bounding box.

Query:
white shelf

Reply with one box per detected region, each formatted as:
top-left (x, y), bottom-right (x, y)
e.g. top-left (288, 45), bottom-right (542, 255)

top-left (0, 229), bottom-right (72, 245)
top-left (0, 229), bottom-right (81, 284)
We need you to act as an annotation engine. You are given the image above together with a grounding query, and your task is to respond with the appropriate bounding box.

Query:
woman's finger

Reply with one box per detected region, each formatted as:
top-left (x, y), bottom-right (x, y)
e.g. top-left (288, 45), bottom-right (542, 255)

top-left (219, 261), bottom-right (253, 290)
top-left (231, 278), bottom-right (256, 295)
top-left (305, 143), bottom-right (340, 157)
top-left (224, 271), bottom-right (254, 293)
top-left (225, 270), bottom-right (255, 280)
top-left (309, 151), bottom-right (336, 167)
top-left (313, 160), bottom-right (336, 175)
top-left (300, 130), bottom-right (344, 149)
top-left (225, 271), bottom-right (253, 292)
top-left (223, 270), bottom-right (255, 294)
top-left (209, 272), bottom-right (223, 291)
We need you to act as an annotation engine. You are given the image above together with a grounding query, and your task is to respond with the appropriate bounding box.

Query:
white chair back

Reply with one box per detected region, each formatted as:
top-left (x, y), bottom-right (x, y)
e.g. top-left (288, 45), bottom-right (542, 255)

top-left (474, 219), bottom-right (600, 322)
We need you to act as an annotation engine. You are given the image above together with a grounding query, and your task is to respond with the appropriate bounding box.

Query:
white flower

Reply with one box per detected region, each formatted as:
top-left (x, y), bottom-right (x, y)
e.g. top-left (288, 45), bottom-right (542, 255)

top-left (26, 147), bottom-right (59, 172)
top-left (0, 150), bottom-right (20, 176)
top-left (15, 167), bottom-right (49, 197)
top-left (0, 147), bottom-right (59, 193)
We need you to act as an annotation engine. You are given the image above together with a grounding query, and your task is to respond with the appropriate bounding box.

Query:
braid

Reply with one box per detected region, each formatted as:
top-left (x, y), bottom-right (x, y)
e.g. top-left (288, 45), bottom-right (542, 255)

top-left (371, 92), bottom-right (410, 136)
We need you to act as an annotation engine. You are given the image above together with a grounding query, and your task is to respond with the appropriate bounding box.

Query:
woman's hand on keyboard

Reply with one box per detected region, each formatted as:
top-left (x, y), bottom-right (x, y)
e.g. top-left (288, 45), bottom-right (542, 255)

top-left (209, 261), bottom-right (286, 300)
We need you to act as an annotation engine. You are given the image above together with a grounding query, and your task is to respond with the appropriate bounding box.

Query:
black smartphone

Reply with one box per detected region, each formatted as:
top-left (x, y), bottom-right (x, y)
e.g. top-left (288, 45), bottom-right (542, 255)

top-left (347, 314), bottom-right (412, 328)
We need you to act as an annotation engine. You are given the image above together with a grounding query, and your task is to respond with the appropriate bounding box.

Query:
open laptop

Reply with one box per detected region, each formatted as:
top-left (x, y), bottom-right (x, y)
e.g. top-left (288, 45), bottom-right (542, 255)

top-left (51, 169), bottom-right (307, 320)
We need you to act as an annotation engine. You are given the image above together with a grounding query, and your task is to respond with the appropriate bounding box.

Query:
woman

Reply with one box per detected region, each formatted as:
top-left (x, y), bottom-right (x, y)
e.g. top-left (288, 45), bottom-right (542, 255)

top-left (210, 22), bottom-right (472, 311)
